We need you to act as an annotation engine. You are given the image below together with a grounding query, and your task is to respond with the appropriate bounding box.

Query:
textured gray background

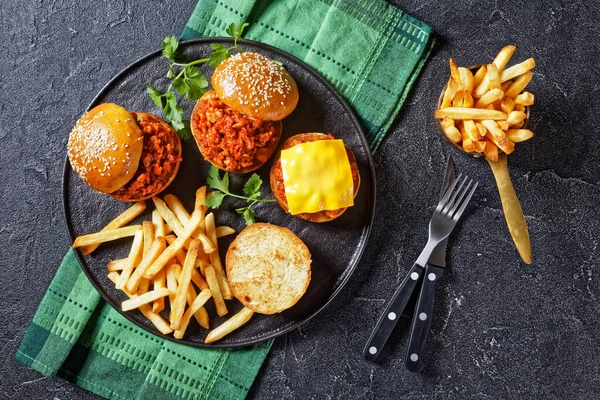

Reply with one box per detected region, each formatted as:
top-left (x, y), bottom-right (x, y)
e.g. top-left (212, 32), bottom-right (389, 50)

top-left (1, 0), bottom-right (599, 399)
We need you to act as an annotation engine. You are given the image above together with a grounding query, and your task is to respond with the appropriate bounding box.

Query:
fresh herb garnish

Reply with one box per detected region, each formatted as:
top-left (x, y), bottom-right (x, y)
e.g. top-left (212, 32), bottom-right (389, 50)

top-left (205, 165), bottom-right (275, 225)
top-left (147, 22), bottom-right (249, 139)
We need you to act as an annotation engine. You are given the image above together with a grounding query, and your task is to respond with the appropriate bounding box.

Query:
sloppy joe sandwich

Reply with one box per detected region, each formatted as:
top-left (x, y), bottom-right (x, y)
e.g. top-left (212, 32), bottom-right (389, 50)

top-left (68, 103), bottom-right (182, 201)
top-left (226, 223), bottom-right (311, 314)
top-left (270, 133), bottom-right (361, 223)
top-left (191, 52), bottom-right (299, 173)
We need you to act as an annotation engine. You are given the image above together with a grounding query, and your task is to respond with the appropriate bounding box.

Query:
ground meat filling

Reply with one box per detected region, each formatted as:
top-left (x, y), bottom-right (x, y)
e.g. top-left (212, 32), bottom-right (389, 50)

top-left (112, 113), bottom-right (182, 201)
top-left (191, 91), bottom-right (280, 172)
top-left (272, 135), bottom-right (360, 219)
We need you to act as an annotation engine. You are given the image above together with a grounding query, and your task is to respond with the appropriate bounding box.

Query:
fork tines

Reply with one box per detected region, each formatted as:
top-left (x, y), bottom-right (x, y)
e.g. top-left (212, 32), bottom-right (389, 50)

top-left (437, 174), bottom-right (478, 221)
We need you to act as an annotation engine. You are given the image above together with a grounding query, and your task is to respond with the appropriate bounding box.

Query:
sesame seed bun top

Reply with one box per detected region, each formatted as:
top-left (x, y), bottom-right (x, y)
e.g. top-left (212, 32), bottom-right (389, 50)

top-left (67, 103), bottom-right (143, 194)
top-left (211, 52), bottom-right (299, 121)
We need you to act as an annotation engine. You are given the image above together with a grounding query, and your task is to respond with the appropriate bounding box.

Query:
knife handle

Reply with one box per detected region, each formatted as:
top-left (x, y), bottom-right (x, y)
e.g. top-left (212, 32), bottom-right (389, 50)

top-left (405, 263), bottom-right (444, 372)
top-left (363, 263), bottom-right (424, 361)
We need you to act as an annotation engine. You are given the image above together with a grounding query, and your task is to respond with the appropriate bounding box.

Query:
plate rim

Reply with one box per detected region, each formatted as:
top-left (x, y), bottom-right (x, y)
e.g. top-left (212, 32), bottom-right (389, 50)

top-left (63, 37), bottom-right (376, 348)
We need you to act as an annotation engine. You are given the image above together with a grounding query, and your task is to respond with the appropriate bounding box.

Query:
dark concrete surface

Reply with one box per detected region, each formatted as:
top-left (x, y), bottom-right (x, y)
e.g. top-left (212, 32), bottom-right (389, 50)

top-left (1, 0), bottom-right (599, 399)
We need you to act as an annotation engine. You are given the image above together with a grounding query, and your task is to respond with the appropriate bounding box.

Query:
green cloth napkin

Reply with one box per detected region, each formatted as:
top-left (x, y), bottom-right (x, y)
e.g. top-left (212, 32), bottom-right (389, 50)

top-left (182, 0), bottom-right (434, 151)
top-left (17, 250), bottom-right (272, 400)
top-left (17, 1), bottom-right (433, 399)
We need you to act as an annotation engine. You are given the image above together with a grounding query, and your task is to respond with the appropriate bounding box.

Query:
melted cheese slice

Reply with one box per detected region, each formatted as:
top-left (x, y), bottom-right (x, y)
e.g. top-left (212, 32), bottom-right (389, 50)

top-left (281, 139), bottom-right (354, 215)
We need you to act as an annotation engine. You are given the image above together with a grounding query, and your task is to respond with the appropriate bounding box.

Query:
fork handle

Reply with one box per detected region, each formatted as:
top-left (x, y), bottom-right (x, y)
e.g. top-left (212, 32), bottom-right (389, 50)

top-left (363, 263), bottom-right (424, 361)
top-left (405, 263), bottom-right (444, 372)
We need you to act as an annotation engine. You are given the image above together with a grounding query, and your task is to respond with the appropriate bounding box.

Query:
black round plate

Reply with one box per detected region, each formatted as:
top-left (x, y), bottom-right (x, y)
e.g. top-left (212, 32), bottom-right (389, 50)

top-left (64, 38), bottom-right (376, 348)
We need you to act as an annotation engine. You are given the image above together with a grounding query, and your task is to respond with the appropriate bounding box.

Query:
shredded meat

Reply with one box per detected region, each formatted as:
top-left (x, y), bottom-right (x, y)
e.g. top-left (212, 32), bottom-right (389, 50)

top-left (191, 91), bottom-right (279, 172)
top-left (112, 112), bottom-right (181, 201)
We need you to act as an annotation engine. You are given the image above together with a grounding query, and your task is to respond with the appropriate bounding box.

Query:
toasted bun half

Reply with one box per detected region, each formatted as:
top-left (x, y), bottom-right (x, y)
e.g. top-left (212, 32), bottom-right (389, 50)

top-left (270, 133), bottom-right (361, 223)
top-left (109, 112), bottom-right (182, 202)
top-left (226, 223), bottom-right (311, 314)
top-left (212, 52), bottom-right (299, 121)
top-left (67, 103), bottom-right (143, 194)
top-left (191, 90), bottom-right (282, 173)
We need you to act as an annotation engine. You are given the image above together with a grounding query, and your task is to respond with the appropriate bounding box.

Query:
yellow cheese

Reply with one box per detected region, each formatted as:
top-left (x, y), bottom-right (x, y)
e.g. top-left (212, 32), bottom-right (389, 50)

top-left (280, 139), bottom-right (354, 215)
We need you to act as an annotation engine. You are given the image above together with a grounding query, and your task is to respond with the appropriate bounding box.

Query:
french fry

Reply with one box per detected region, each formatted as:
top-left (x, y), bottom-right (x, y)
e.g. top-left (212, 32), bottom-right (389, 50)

top-left (492, 45), bottom-right (516, 73)
top-left (449, 59), bottom-right (463, 89)
top-left (143, 210), bottom-right (203, 279)
top-left (216, 226), bottom-right (236, 239)
top-left (107, 258), bottom-right (127, 272)
top-left (156, 196), bottom-right (215, 253)
top-left (107, 272), bottom-right (173, 335)
top-left (475, 88), bottom-right (504, 109)
top-left (194, 186), bottom-right (207, 214)
top-left (170, 239), bottom-right (200, 330)
top-left (460, 123), bottom-right (475, 152)
top-left (164, 194), bottom-right (192, 225)
top-left (142, 221), bottom-right (154, 256)
top-left (481, 120), bottom-right (514, 154)
top-left (440, 117), bottom-right (454, 130)
top-left (174, 289), bottom-right (213, 339)
top-left (514, 92), bottom-right (535, 106)
top-left (506, 129), bottom-right (534, 143)
top-left (166, 264), bottom-right (180, 305)
top-left (512, 120), bottom-right (525, 129)
top-left (473, 140), bottom-right (486, 153)
top-left (484, 140), bottom-right (499, 162)
top-left (185, 281), bottom-right (210, 329)
top-left (440, 78), bottom-right (458, 109)
top-left (73, 225), bottom-right (141, 248)
top-left (434, 108), bottom-right (507, 120)
top-left (463, 120), bottom-right (480, 142)
top-left (487, 63), bottom-right (501, 90)
top-left (152, 209), bottom-right (166, 238)
top-left (444, 126), bottom-right (461, 143)
top-left (191, 268), bottom-right (209, 291)
top-left (452, 90), bottom-right (464, 107)
top-left (115, 230), bottom-right (143, 290)
top-left (153, 197), bottom-right (186, 237)
top-left (166, 234), bottom-right (209, 273)
top-left (205, 213), bottom-right (232, 299)
top-left (505, 71), bottom-right (533, 98)
top-left (121, 288), bottom-right (170, 311)
top-left (472, 65), bottom-right (487, 88)
top-left (458, 67), bottom-right (474, 94)
top-left (501, 80), bottom-right (513, 92)
top-left (82, 201), bottom-right (146, 255)
top-left (138, 278), bottom-right (150, 295)
top-left (205, 308), bottom-right (254, 344)
top-left (204, 265), bottom-right (228, 317)
top-left (497, 121), bottom-right (509, 131)
top-left (462, 91), bottom-right (474, 108)
top-left (500, 58), bottom-right (536, 82)
top-left (152, 268), bottom-right (166, 313)
top-left (501, 97), bottom-right (515, 114)
top-left (514, 104), bottom-right (526, 112)
top-left (507, 111), bottom-right (527, 126)
top-left (475, 122), bottom-right (487, 138)
top-left (473, 71), bottom-right (490, 98)
top-left (126, 236), bottom-right (166, 293)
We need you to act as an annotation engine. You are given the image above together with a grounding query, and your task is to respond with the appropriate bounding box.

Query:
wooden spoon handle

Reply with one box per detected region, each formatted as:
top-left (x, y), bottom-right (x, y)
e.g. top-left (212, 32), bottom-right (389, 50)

top-left (487, 154), bottom-right (532, 264)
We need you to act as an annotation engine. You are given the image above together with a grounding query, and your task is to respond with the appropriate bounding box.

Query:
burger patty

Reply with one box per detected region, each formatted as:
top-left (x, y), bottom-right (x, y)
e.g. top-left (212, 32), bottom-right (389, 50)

top-left (191, 90), bottom-right (280, 172)
top-left (111, 112), bottom-right (182, 201)
top-left (271, 134), bottom-right (360, 220)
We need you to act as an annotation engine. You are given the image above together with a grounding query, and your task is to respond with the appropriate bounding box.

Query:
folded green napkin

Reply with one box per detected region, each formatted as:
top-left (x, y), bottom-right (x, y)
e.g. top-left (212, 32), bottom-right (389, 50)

top-left (182, 0), bottom-right (434, 151)
top-left (17, 1), bottom-right (433, 399)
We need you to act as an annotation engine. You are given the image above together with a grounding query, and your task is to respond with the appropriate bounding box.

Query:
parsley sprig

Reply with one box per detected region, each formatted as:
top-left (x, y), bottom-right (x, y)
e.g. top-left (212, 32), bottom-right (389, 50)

top-left (147, 23), bottom-right (249, 139)
top-left (205, 166), bottom-right (276, 225)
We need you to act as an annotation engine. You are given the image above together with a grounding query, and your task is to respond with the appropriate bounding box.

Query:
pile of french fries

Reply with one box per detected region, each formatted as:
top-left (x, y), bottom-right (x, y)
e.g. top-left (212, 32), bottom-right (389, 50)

top-left (434, 45), bottom-right (536, 162)
top-left (72, 188), bottom-right (254, 343)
